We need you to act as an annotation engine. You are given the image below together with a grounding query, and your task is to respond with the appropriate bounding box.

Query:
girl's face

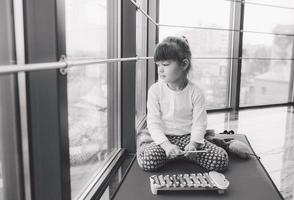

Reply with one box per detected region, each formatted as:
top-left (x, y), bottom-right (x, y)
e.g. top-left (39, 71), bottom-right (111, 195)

top-left (156, 60), bottom-right (186, 83)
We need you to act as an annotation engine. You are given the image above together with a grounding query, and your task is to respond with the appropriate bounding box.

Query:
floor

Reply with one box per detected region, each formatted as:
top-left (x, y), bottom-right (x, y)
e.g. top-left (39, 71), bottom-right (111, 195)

top-left (207, 106), bottom-right (294, 200)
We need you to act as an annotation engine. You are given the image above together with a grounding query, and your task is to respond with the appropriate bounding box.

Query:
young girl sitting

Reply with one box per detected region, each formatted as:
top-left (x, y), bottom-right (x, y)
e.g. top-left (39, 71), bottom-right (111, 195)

top-left (136, 36), bottom-right (229, 172)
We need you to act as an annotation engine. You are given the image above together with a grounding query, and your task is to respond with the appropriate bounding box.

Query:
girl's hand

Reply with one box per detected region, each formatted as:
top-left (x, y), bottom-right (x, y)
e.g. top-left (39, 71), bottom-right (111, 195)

top-left (160, 140), bottom-right (183, 159)
top-left (184, 141), bottom-right (205, 157)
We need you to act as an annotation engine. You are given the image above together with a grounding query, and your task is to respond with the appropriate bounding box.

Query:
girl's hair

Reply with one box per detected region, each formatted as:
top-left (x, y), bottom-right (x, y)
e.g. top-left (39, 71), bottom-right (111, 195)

top-left (154, 36), bottom-right (192, 73)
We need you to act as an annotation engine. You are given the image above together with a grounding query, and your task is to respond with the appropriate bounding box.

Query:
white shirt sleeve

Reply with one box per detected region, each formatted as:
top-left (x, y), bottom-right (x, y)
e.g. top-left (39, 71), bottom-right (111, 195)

top-left (190, 89), bottom-right (207, 144)
top-left (146, 85), bottom-right (169, 145)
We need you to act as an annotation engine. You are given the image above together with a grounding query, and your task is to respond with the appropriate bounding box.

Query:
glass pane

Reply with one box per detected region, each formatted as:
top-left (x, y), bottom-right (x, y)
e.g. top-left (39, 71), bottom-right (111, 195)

top-left (246, 0), bottom-right (294, 8)
top-left (67, 64), bottom-right (111, 198)
top-left (136, 60), bottom-right (147, 124)
top-left (66, 0), bottom-right (107, 59)
top-left (136, 0), bottom-right (147, 57)
top-left (243, 34), bottom-right (294, 59)
top-left (241, 3), bottom-right (294, 106)
top-left (240, 59), bottom-right (291, 106)
top-left (65, 0), bottom-right (118, 198)
top-left (159, 27), bottom-right (231, 58)
top-left (189, 59), bottom-right (230, 109)
top-left (159, 0), bottom-right (232, 29)
top-left (244, 4), bottom-right (294, 34)
top-left (136, 0), bottom-right (147, 124)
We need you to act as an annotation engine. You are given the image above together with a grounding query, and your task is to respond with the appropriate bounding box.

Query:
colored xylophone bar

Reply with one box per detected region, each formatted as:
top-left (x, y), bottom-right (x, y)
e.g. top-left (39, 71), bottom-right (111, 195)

top-left (150, 171), bottom-right (229, 195)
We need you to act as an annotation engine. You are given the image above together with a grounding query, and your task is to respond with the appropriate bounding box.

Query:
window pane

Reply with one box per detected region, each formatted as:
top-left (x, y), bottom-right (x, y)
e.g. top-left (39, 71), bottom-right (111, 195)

top-left (244, 4), bottom-right (294, 34)
top-left (67, 65), bottom-right (112, 198)
top-left (136, 0), bottom-right (147, 124)
top-left (240, 59), bottom-right (291, 106)
top-left (159, 0), bottom-right (232, 29)
top-left (241, 34), bottom-right (293, 106)
top-left (65, 0), bottom-right (118, 198)
top-left (246, 0), bottom-right (294, 8)
top-left (243, 34), bottom-right (294, 59)
top-left (159, 27), bottom-right (231, 58)
top-left (136, 0), bottom-right (147, 57)
top-left (66, 0), bottom-right (107, 59)
top-left (241, 2), bottom-right (294, 106)
top-left (136, 60), bottom-right (147, 124)
top-left (189, 59), bottom-right (230, 109)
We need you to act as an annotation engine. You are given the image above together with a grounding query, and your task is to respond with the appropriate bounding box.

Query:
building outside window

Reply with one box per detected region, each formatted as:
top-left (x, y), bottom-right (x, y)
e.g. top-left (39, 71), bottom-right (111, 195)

top-left (240, 0), bottom-right (294, 106)
top-left (65, 0), bottom-right (119, 198)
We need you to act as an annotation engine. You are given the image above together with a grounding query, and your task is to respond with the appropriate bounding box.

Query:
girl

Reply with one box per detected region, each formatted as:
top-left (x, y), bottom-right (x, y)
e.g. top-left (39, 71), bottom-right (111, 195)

top-left (136, 36), bottom-right (229, 172)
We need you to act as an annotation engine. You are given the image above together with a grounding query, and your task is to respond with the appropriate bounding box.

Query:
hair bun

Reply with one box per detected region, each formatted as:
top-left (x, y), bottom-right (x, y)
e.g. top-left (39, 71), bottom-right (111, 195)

top-left (181, 36), bottom-right (189, 45)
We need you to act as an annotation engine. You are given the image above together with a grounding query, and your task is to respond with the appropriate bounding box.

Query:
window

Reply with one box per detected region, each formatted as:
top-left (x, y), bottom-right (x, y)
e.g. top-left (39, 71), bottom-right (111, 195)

top-left (159, 0), bottom-right (233, 109)
top-left (65, 0), bottom-right (119, 198)
top-left (136, 0), bottom-right (148, 125)
top-left (240, 2), bottom-right (294, 106)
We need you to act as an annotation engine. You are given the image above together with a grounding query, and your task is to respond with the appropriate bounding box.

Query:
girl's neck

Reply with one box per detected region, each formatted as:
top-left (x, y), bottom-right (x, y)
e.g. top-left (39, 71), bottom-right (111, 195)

top-left (167, 77), bottom-right (188, 91)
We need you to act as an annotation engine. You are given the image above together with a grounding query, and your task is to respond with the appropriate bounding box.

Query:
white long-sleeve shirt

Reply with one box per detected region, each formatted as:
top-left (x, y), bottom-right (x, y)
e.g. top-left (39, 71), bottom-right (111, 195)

top-left (147, 80), bottom-right (207, 145)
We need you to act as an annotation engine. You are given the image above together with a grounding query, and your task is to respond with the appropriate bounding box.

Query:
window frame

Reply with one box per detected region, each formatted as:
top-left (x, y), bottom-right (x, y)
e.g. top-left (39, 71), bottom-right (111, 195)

top-left (239, 3), bottom-right (294, 108)
top-left (0, 2), bottom-right (25, 200)
top-left (147, 0), bottom-right (159, 89)
top-left (23, 0), bottom-right (71, 199)
top-left (63, 0), bottom-right (122, 199)
top-left (121, 0), bottom-right (137, 153)
top-left (21, 0), bottom-right (125, 199)
top-left (133, 0), bottom-right (159, 131)
top-left (289, 45), bottom-right (294, 102)
top-left (229, 0), bottom-right (245, 111)
top-left (135, 0), bottom-right (149, 130)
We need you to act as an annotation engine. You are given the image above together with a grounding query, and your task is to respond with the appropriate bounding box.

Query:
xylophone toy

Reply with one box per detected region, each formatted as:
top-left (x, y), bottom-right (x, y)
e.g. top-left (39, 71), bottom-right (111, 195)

top-left (150, 171), bottom-right (229, 195)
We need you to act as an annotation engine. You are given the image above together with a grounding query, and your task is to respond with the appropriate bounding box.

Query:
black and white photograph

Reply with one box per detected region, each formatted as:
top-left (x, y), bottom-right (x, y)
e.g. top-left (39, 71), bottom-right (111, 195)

top-left (0, 0), bottom-right (294, 199)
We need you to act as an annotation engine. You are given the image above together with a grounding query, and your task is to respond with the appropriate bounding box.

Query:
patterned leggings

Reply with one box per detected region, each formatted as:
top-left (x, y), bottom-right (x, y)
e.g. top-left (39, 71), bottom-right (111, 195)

top-left (136, 131), bottom-right (229, 172)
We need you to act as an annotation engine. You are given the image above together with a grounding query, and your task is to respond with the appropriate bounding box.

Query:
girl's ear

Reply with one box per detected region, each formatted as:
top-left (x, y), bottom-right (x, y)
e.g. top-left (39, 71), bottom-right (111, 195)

top-left (181, 59), bottom-right (189, 71)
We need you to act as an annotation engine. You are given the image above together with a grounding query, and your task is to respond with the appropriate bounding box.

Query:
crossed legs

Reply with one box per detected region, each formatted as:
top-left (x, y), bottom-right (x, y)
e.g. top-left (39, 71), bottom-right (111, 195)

top-left (136, 132), bottom-right (229, 172)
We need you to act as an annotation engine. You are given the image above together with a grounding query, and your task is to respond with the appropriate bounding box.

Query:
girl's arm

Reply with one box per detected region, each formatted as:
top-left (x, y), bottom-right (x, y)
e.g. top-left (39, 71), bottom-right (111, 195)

top-left (146, 85), bottom-right (169, 145)
top-left (190, 90), bottom-right (207, 144)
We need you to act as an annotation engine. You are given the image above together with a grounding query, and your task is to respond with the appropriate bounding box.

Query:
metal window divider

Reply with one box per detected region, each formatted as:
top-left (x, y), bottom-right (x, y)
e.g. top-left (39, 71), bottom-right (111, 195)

top-left (129, 0), bottom-right (158, 26)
